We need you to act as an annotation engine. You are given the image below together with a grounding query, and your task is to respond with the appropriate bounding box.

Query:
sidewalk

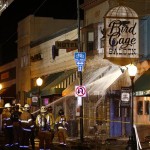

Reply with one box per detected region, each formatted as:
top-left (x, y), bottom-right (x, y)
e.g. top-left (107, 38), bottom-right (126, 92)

top-left (1, 134), bottom-right (150, 150)
top-left (66, 136), bottom-right (150, 150)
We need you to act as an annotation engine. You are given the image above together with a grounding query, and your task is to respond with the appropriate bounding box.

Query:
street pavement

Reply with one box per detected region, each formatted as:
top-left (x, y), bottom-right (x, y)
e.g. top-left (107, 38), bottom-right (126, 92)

top-left (1, 135), bottom-right (150, 150)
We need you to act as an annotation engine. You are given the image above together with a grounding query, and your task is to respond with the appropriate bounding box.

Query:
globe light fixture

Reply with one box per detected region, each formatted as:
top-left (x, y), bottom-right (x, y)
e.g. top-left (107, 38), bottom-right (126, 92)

top-left (36, 77), bottom-right (43, 87)
top-left (36, 77), bottom-right (43, 107)
top-left (128, 63), bottom-right (137, 77)
top-left (0, 83), bottom-right (2, 100)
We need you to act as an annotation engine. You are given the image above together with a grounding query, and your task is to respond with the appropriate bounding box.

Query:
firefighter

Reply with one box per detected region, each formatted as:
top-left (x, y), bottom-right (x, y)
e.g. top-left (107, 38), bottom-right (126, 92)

top-left (36, 106), bottom-right (52, 150)
top-left (19, 104), bottom-right (34, 149)
top-left (11, 104), bottom-right (22, 146)
top-left (46, 106), bottom-right (55, 143)
top-left (2, 103), bottom-right (14, 147)
top-left (17, 103), bottom-right (23, 113)
top-left (28, 106), bottom-right (36, 150)
top-left (55, 109), bottom-right (68, 145)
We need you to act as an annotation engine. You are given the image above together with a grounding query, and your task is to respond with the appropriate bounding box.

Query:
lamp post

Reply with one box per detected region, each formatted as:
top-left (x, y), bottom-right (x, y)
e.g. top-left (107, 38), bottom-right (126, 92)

top-left (77, 0), bottom-right (84, 142)
top-left (0, 84), bottom-right (2, 106)
top-left (36, 77), bottom-right (43, 107)
top-left (0, 84), bottom-right (2, 91)
top-left (0, 84), bottom-right (2, 131)
top-left (126, 63), bottom-right (137, 150)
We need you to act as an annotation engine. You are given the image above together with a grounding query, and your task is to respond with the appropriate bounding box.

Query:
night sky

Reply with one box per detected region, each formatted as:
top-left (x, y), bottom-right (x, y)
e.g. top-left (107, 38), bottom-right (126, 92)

top-left (0, 0), bottom-right (84, 65)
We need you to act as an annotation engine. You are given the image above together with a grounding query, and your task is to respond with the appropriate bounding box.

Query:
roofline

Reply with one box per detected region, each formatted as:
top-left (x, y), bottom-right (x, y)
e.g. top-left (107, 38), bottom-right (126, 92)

top-left (30, 23), bottom-right (82, 48)
top-left (80, 0), bottom-right (106, 10)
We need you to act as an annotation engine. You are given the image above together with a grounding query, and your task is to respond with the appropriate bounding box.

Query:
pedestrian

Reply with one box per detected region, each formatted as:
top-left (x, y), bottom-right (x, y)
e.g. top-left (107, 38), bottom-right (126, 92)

top-left (46, 106), bottom-right (55, 143)
top-left (19, 104), bottom-right (34, 149)
top-left (36, 106), bottom-right (52, 150)
top-left (55, 109), bottom-right (68, 145)
top-left (11, 104), bottom-right (22, 147)
top-left (2, 103), bottom-right (14, 147)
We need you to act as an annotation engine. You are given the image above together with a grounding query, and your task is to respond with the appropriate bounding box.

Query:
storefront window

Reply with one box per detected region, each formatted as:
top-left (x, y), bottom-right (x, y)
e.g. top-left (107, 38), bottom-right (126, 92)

top-left (114, 99), bottom-right (120, 117)
top-left (137, 101), bottom-right (143, 115)
top-left (145, 101), bottom-right (150, 115)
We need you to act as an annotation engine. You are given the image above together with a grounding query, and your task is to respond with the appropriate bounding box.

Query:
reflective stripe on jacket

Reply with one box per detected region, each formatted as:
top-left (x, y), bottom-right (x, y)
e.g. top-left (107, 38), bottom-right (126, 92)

top-left (19, 111), bottom-right (33, 129)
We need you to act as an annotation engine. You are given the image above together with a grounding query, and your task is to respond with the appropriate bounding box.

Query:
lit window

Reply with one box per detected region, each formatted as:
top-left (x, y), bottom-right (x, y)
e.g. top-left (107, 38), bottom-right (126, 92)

top-left (145, 101), bottom-right (150, 115)
top-left (137, 101), bottom-right (143, 115)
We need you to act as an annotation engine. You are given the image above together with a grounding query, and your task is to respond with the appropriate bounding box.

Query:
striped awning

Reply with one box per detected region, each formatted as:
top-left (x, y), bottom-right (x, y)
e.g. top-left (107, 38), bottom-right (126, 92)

top-left (27, 69), bottom-right (77, 97)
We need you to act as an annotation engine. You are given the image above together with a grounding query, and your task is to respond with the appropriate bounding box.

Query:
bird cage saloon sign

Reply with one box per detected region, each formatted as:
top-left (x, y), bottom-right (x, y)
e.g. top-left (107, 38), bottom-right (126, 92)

top-left (104, 6), bottom-right (139, 63)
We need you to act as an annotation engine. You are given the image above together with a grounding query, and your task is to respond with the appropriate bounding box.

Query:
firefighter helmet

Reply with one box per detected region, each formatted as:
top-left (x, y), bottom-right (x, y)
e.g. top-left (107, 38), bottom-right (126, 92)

top-left (4, 103), bottom-right (11, 108)
top-left (40, 106), bottom-right (47, 113)
top-left (58, 109), bottom-right (64, 116)
top-left (17, 103), bottom-right (21, 108)
top-left (24, 104), bottom-right (30, 111)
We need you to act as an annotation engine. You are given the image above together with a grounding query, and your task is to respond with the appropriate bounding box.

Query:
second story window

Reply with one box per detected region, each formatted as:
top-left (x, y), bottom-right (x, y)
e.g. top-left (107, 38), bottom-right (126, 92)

top-left (21, 55), bottom-right (29, 68)
top-left (87, 31), bottom-right (94, 51)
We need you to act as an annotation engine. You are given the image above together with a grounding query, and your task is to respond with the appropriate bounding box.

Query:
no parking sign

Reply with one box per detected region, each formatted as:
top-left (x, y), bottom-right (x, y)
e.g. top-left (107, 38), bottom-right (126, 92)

top-left (75, 86), bottom-right (86, 97)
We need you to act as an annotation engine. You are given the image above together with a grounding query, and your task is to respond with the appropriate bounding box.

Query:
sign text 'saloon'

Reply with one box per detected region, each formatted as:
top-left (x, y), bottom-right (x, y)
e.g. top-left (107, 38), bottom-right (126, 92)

top-left (108, 20), bottom-right (137, 56)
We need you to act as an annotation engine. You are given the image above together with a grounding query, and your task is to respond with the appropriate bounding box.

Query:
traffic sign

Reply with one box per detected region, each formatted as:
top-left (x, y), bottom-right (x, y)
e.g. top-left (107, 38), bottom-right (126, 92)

top-left (78, 66), bottom-right (83, 72)
top-left (76, 61), bottom-right (85, 66)
top-left (74, 52), bottom-right (86, 61)
top-left (75, 86), bottom-right (86, 97)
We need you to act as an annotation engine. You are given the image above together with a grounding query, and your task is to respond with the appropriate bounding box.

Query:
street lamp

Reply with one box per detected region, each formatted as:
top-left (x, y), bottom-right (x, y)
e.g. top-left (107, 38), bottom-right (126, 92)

top-left (126, 63), bottom-right (137, 150)
top-left (0, 84), bottom-right (2, 91)
top-left (36, 77), bottom-right (43, 107)
top-left (0, 83), bottom-right (3, 102)
top-left (0, 84), bottom-right (2, 131)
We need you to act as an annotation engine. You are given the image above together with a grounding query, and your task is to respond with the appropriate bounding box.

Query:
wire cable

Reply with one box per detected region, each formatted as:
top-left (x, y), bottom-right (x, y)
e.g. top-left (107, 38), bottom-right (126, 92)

top-left (33, 0), bottom-right (47, 15)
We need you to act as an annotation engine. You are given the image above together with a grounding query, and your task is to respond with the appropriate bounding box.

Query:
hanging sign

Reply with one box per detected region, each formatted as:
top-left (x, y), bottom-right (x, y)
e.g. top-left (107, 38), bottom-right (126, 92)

top-left (104, 6), bottom-right (139, 59)
top-left (120, 87), bottom-right (131, 107)
top-left (31, 96), bottom-right (39, 106)
top-left (55, 40), bottom-right (77, 49)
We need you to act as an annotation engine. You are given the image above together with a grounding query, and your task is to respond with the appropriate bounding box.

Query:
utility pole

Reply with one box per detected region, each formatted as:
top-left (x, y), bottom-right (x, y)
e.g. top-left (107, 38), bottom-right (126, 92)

top-left (77, 0), bottom-right (84, 143)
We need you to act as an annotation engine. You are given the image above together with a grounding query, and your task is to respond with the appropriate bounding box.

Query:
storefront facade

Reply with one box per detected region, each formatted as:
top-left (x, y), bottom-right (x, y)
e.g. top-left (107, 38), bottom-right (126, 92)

top-left (15, 0), bottom-right (150, 140)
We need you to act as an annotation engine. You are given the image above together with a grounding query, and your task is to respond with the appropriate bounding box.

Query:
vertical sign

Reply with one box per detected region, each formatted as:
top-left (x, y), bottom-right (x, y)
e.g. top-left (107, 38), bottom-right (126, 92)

top-left (121, 87), bottom-right (131, 107)
top-left (74, 52), bottom-right (86, 72)
top-left (104, 6), bottom-right (139, 59)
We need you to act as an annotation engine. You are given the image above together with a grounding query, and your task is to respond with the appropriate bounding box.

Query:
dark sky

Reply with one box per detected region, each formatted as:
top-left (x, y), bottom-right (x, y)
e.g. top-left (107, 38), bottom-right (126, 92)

top-left (0, 0), bottom-right (84, 65)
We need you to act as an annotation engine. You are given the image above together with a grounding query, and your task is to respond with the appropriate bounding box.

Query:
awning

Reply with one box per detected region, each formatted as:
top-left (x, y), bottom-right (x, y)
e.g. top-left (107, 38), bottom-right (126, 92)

top-left (27, 71), bottom-right (64, 97)
top-left (28, 69), bottom-right (77, 97)
top-left (134, 68), bottom-right (150, 96)
top-left (62, 65), bottom-right (123, 96)
top-left (41, 88), bottom-right (65, 96)
top-left (41, 69), bottom-right (76, 96)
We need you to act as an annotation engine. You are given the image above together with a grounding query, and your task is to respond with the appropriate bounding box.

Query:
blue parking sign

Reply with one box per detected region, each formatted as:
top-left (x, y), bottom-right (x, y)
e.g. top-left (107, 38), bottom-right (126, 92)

top-left (78, 66), bottom-right (83, 72)
top-left (74, 52), bottom-right (86, 61)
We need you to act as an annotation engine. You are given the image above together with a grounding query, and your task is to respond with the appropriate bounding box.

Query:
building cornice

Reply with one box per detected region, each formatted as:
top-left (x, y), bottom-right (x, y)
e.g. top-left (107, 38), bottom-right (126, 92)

top-left (80, 0), bottom-right (106, 10)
